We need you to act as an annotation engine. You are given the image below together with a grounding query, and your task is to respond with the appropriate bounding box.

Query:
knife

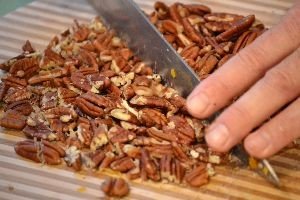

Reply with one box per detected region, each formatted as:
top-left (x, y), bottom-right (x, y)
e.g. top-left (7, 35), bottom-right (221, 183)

top-left (88, 0), bottom-right (280, 187)
top-left (232, 145), bottom-right (281, 187)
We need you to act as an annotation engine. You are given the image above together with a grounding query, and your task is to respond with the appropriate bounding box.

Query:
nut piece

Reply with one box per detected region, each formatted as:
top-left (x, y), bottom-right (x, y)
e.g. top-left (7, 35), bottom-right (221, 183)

top-left (3, 88), bottom-right (31, 104)
top-left (90, 124), bottom-right (108, 151)
top-left (130, 95), bottom-right (175, 111)
top-left (182, 18), bottom-right (205, 46)
top-left (141, 148), bottom-right (160, 181)
top-left (75, 97), bottom-right (105, 118)
top-left (23, 122), bottom-right (53, 140)
top-left (101, 177), bottom-right (130, 198)
top-left (185, 164), bottom-right (209, 187)
top-left (110, 156), bottom-right (136, 172)
top-left (0, 110), bottom-right (27, 130)
top-left (9, 57), bottom-right (39, 79)
top-left (14, 140), bottom-right (64, 165)
top-left (216, 15), bottom-right (255, 42)
top-left (64, 146), bottom-right (82, 171)
top-left (138, 108), bottom-right (167, 128)
top-left (108, 126), bottom-right (136, 144)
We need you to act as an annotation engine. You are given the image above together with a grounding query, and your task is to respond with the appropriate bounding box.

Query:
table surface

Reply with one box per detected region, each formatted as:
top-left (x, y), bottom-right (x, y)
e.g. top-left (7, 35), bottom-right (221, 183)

top-left (0, 0), bottom-right (299, 200)
top-left (0, 0), bottom-right (33, 16)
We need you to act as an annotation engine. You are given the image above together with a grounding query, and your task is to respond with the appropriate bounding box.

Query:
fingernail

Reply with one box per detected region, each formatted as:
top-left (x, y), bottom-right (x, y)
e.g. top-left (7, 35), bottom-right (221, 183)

top-left (245, 132), bottom-right (271, 155)
top-left (205, 124), bottom-right (230, 148)
top-left (187, 93), bottom-right (210, 116)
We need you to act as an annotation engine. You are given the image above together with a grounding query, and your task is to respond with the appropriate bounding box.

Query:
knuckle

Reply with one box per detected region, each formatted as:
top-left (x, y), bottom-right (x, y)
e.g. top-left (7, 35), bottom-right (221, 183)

top-left (224, 103), bottom-right (253, 127)
top-left (263, 68), bottom-right (296, 95)
top-left (236, 47), bottom-right (267, 75)
top-left (205, 75), bottom-right (232, 99)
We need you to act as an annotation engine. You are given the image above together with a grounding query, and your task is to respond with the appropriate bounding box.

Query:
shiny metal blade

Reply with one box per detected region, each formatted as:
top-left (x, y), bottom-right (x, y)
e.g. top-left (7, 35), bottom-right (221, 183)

top-left (233, 144), bottom-right (281, 187)
top-left (88, 0), bottom-right (199, 97)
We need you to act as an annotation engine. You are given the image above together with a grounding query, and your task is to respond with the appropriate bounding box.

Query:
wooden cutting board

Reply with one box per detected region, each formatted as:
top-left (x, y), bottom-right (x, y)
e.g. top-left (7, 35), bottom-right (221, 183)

top-left (0, 0), bottom-right (299, 199)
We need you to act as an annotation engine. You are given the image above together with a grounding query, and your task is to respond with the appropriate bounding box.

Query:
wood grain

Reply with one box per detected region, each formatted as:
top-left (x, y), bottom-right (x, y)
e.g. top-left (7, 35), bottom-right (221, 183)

top-left (0, 0), bottom-right (299, 199)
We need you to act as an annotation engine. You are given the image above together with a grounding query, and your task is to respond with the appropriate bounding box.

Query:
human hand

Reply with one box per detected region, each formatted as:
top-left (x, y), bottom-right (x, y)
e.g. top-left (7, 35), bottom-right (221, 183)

top-left (186, 2), bottom-right (300, 159)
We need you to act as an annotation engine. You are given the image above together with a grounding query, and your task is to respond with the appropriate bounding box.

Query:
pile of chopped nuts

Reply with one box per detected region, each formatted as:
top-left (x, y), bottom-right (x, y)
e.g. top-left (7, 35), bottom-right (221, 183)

top-left (150, 1), bottom-right (267, 79)
top-left (0, 1), bottom-right (265, 197)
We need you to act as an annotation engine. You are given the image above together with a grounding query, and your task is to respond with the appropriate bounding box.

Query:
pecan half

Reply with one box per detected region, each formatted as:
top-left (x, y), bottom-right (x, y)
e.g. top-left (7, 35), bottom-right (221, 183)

top-left (110, 156), bottom-right (135, 172)
top-left (3, 87), bottom-right (32, 104)
top-left (216, 15), bottom-right (255, 42)
top-left (147, 127), bottom-right (177, 143)
top-left (89, 150), bottom-right (105, 167)
top-left (122, 144), bottom-right (141, 158)
top-left (57, 88), bottom-right (79, 104)
top-left (9, 57), bottom-right (39, 79)
top-left (130, 95), bottom-right (175, 111)
top-left (185, 4), bottom-right (211, 16)
top-left (23, 122), bottom-right (52, 140)
top-left (141, 148), bottom-right (160, 181)
top-left (5, 100), bottom-right (33, 116)
top-left (138, 108), bottom-right (167, 128)
top-left (44, 106), bottom-right (77, 122)
top-left (108, 126), bottom-right (136, 144)
top-left (185, 164), bottom-right (209, 187)
top-left (0, 110), bottom-right (27, 130)
top-left (197, 53), bottom-right (218, 77)
top-left (75, 96), bottom-right (105, 118)
top-left (28, 68), bottom-right (68, 85)
top-left (180, 44), bottom-right (200, 60)
top-left (110, 108), bottom-right (139, 124)
top-left (182, 17), bottom-right (205, 46)
top-left (14, 140), bottom-right (64, 165)
top-left (70, 72), bottom-right (91, 92)
top-left (154, 1), bottom-right (169, 19)
top-left (232, 31), bottom-right (257, 53)
top-left (204, 13), bottom-right (243, 23)
top-left (169, 3), bottom-right (182, 24)
top-left (160, 155), bottom-right (185, 183)
top-left (168, 116), bottom-right (195, 144)
top-left (162, 20), bottom-right (183, 34)
top-left (101, 177), bottom-right (129, 198)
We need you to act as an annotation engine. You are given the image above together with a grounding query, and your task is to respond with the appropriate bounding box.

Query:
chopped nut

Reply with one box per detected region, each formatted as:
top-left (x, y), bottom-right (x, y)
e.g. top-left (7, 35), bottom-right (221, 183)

top-left (90, 125), bottom-right (108, 151)
top-left (208, 154), bottom-right (221, 164)
top-left (190, 149), bottom-right (200, 158)
top-left (65, 146), bottom-right (81, 170)
top-left (60, 115), bottom-right (72, 123)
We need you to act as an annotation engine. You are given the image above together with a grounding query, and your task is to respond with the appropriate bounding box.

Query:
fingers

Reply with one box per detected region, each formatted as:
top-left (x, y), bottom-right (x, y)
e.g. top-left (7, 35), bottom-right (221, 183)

top-left (204, 47), bottom-right (300, 152)
top-left (187, 4), bottom-right (300, 118)
top-left (245, 97), bottom-right (300, 158)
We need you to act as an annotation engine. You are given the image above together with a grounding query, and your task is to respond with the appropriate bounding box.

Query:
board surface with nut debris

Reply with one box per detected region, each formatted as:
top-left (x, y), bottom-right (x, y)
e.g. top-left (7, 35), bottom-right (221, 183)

top-left (0, 0), bottom-right (300, 200)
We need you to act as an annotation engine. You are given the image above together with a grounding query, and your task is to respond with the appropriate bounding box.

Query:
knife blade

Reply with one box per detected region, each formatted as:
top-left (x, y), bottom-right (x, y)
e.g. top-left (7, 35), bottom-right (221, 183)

top-left (88, 0), bottom-right (280, 187)
top-left (232, 144), bottom-right (281, 187)
top-left (88, 0), bottom-right (199, 97)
